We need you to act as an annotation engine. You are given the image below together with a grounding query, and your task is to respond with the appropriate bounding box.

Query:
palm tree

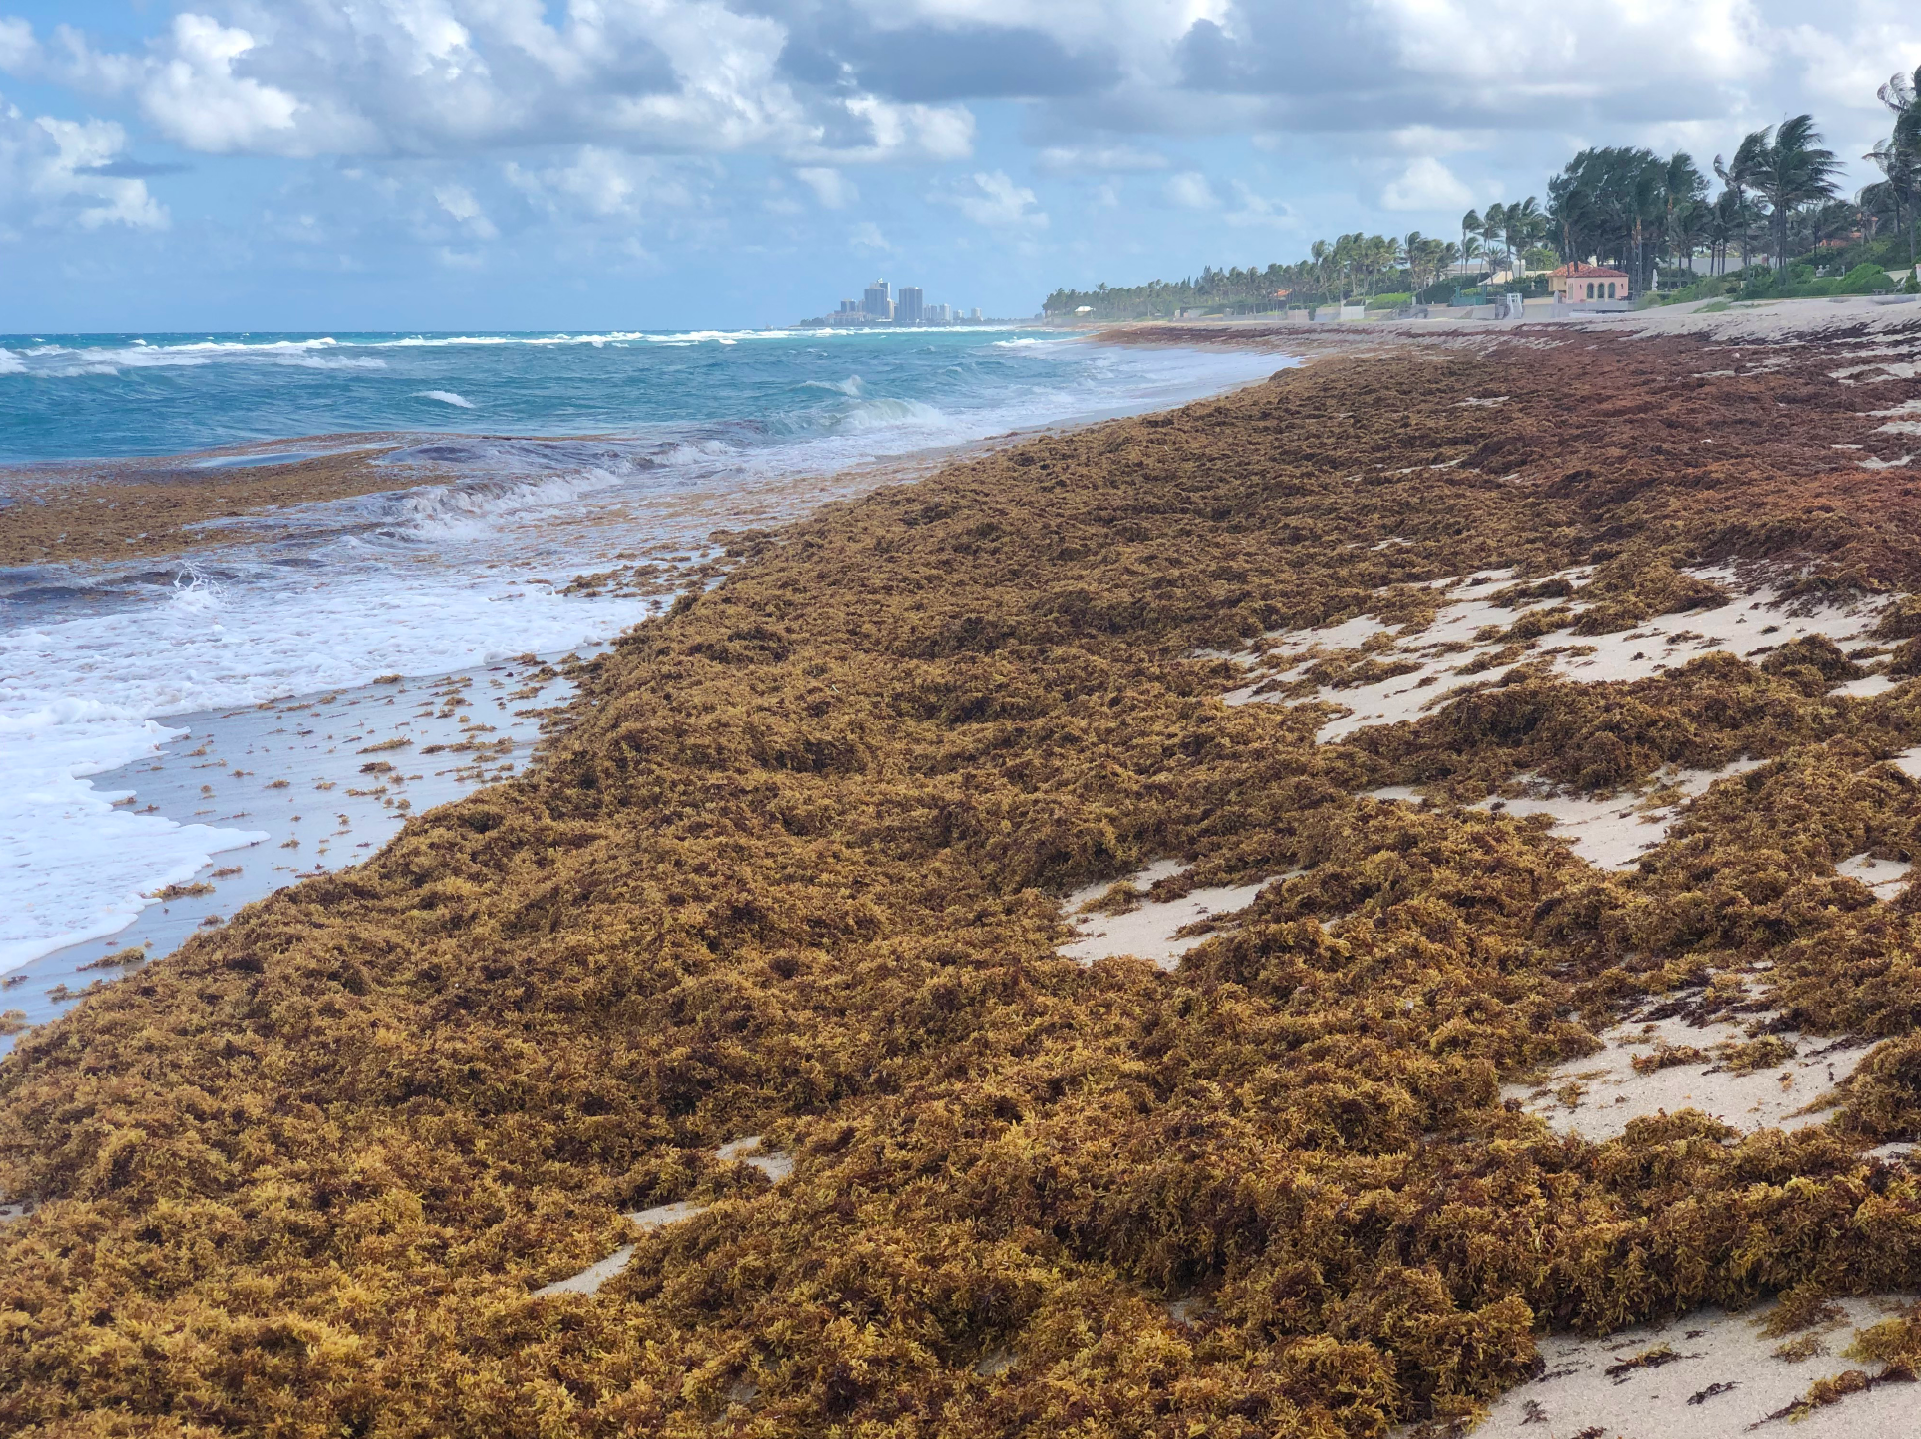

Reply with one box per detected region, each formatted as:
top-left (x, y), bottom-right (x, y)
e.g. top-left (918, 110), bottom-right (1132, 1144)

top-left (1705, 189), bottom-right (1739, 274)
top-left (1547, 168), bottom-right (1592, 270)
top-left (1310, 239), bottom-right (1332, 300)
top-left (1371, 234), bottom-right (1405, 295)
top-left (1460, 209), bottom-right (1480, 279)
top-left (1661, 152), bottom-right (1707, 278)
top-left (1714, 130), bottom-right (1769, 272)
top-left (1480, 203), bottom-right (1508, 278)
top-left (1550, 147), bottom-right (1663, 279)
top-left (1730, 117), bottom-right (1840, 270)
top-left (1625, 162), bottom-right (1665, 294)
top-left (1502, 197), bottom-right (1543, 277)
top-left (1868, 67), bottom-right (1921, 268)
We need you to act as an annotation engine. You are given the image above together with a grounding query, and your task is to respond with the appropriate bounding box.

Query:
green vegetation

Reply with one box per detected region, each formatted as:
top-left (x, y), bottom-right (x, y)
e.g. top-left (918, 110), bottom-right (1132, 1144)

top-left (1643, 260), bottom-right (1898, 308)
top-left (1041, 232), bottom-right (1478, 320)
top-left (1047, 68), bottom-right (1921, 319)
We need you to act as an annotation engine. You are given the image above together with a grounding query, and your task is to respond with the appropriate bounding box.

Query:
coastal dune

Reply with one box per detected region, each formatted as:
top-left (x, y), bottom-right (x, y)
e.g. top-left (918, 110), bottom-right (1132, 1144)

top-left (7, 324), bottom-right (1921, 1435)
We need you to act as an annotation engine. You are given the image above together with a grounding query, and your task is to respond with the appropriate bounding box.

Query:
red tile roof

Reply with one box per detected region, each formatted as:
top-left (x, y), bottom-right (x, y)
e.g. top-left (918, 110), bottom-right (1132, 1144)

top-left (1549, 262), bottom-right (1629, 279)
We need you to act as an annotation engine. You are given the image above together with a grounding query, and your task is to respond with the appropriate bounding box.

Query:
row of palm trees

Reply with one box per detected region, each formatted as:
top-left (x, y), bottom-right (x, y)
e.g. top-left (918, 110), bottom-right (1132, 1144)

top-left (1549, 73), bottom-right (1921, 294)
top-left (1041, 233), bottom-right (1470, 317)
top-left (1458, 200), bottom-right (1548, 282)
top-left (1305, 232), bottom-right (1458, 300)
top-left (1044, 70), bottom-right (1921, 318)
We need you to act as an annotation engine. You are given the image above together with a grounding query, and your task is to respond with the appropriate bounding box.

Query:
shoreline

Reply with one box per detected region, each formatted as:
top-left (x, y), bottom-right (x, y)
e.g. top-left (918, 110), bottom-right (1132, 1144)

top-left (0, 649), bottom-right (582, 1052)
top-left (7, 316), bottom-right (1921, 1432)
top-left (0, 340), bottom-right (1297, 1006)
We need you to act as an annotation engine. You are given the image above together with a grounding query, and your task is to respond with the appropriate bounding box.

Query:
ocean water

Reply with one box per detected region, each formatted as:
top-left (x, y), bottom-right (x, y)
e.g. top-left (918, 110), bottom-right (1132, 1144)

top-left (0, 326), bottom-right (1264, 463)
top-left (0, 327), bottom-right (1290, 1006)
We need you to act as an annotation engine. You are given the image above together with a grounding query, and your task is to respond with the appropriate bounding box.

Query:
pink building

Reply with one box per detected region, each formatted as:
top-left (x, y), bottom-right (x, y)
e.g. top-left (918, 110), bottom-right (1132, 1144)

top-left (1549, 262), bottom-right (1629, 302)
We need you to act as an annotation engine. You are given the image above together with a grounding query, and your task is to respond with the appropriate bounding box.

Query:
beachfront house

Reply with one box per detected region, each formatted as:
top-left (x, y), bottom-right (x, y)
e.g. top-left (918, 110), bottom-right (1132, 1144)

top-left (1549, 262), bottom-right (1629, 303)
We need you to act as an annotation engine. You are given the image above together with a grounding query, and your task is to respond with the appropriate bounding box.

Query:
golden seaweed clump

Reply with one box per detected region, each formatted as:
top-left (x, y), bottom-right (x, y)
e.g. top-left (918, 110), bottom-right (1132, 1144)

top-left (3, 332), bottom-right (1921, 1436)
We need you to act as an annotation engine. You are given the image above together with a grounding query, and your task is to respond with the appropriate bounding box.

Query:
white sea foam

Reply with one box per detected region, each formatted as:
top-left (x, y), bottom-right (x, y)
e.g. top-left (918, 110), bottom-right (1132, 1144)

top-left (0, 700), bottom-right (267, 971)
top-left (277, 356), bottom-right (387, 370)
top-left (388, 469), bottom-right (633, 536)
top-left (799, 376), bottom-right (866, 396)
top-left (0, 559), bottom-right (655, 972)
top-left (647, 329), bottom-right (788, 344)
top-left (415, 389), bottom-right (477, 408)
top-left (831, 396), bottom-right (947, 433)
top-left (5, 337), bottom-right (352, 377)
top-left (369, 332), bottom-right (650, 348)
top-left (0, 348), bottom-right (24, 375)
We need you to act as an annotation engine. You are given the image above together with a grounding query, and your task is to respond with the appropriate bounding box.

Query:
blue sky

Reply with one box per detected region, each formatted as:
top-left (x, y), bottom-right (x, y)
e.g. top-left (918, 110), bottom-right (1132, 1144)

top-left (2, 0), bottom-right (1918, 331)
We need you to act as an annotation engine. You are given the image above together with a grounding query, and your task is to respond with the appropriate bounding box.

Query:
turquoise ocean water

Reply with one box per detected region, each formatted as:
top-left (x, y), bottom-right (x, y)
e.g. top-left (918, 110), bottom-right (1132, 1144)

top-left (0, 326), bottom-right (1265, 464)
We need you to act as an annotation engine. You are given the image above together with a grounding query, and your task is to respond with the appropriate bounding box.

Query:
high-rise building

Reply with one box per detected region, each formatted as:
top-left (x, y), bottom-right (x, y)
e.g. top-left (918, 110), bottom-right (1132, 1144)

top-left (863, 279), bottom-right (892, 319)
top-left (837, 299), bottom-right (861, 316)
top-left (926, 302), bottom-right (951, 324)
top-left (969, 307), bottom-right (983, 322)
top-left (896, 286), bottom-right (924, 325)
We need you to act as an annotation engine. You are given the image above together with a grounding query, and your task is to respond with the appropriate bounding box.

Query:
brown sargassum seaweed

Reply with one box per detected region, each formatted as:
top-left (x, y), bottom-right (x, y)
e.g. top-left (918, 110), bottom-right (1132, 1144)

top-left (7, 332), bottom-right (1921, 1435)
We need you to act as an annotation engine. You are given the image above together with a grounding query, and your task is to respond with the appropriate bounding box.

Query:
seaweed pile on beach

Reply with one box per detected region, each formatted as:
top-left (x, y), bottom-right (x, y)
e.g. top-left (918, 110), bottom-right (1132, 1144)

top-left (8, 325), bottom-right (1921, 1436)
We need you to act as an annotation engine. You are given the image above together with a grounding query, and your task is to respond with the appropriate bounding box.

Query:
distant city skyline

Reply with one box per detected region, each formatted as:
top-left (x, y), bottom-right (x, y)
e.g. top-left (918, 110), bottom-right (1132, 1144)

top-left (823, 279), bottom-right (982, 326)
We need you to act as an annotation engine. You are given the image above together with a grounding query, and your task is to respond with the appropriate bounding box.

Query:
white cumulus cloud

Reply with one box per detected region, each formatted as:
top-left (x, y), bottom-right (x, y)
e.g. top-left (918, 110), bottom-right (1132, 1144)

top-left (1380, 156), bottom-right (1472, 212)
top-left (0, 16), bottom-right (38, 73)
top-left (1164, 170), bottom-right (1216, 209)
top-left (947, 170), bottom-right (1047, 228)
top-left (140, 15), bottom-right (302, 152)
top-left (15, 3), bottom-right (978, 165)
top-left (0, 99), bottom-right (168, 234)
top-left (1221, 179), bottom-right (1295, 228)
top-left (434, 181), bottom-right (498, 238)
top-left (1036, 144), bottom-right (1169, 173)
top-left (506, 147), bottom-right (695, 218)
top-left (796, 166), bottom-right (857, 208)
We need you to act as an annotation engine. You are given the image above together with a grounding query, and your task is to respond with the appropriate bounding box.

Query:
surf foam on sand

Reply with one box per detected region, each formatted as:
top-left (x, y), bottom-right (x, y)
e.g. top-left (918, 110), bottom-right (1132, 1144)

top-left (0, 653), bottom-right (593, 1051)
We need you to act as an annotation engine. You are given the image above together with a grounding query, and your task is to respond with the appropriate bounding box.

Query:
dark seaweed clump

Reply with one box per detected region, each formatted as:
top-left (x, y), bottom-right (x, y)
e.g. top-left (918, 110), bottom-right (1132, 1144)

top-left (6, 332), bottom-right (1921, 1436)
